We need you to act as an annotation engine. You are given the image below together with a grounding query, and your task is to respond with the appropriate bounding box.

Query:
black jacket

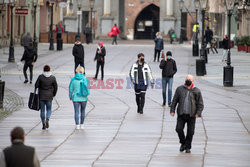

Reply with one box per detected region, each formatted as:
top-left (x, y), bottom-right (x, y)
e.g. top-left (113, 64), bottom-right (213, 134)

top-left (205, 29), bottom-right (213, 41)
top-left (170, 85), bottom-right (204, 117)
top-left (223, 38), bottom-right (229, 49)
top-left (35, 73), bottom-right (58, 101)
top-left (3, 140), bottom-right (38, 167)
top-left (159, 58), bottom-right (177, 78)
top-left (21, 46), bottom-right (37, 65)
top-left (154, 38), bottom-right (164, 51)
top-left (72, 43), bottom-right (84, 64)
top-left (94, 46), bottom-right (106, 62)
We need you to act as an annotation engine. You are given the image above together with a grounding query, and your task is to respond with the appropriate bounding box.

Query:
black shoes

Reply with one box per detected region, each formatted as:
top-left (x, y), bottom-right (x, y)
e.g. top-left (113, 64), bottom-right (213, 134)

top-left (45, 119), bottom-right (49, 129)
top-left (185, 149), bottom-right (191, 153)
top-left (30, 81), bottom-right (32, 84)
top-left (24, 80), bottom-right (28, 84)
top-left (179, 144), bottom-right (186, 152)
top-left (162, 102), bottom-right (166, 106)
top-left (168, 103), bottom-right (171, 107)
top-left (42, 124), bottom-right (46, 130)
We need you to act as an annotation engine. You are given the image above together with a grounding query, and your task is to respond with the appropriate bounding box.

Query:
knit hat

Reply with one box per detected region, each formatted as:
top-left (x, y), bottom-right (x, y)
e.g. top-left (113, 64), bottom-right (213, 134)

top-left (166, 51), bottom-right (172, 56)
top-left (76, 36), bottom-right (81, 41)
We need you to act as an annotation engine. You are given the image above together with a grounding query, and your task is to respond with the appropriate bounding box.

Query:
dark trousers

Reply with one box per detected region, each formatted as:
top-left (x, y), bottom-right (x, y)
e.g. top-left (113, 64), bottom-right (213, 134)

top-left (112, 35), bottom-right (117, 45)
top-left (23, 63), bottom-right (33, 81)
top-left (75, 62), bottom-right (84, 73)
top-left (154, 49), bottom-right (161, 62)
top-left (57, 33), bottom-right (62, 39)
top-left (176, 114), bottom-right (196, 149)
top-left (211, 47), bottom-right (218, 54)
top-left (135, 84), bottom-right (147, 113)
top-left (95, 61), bottom-right (104, 79)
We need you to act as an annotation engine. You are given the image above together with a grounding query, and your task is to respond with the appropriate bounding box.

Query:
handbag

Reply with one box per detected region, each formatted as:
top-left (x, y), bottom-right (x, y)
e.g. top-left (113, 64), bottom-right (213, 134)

top-left (28, 88), bottom-right (40, 111)
top-left (161, 50), bottom-right (164, 58)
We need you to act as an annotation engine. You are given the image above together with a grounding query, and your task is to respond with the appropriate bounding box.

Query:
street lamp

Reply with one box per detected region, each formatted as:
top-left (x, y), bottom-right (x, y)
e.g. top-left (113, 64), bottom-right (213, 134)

top-left (8, 0), bottom-right (16, 62)
top-left (77, 0), bottom-right (82, 38)
top-left (49, 1), bottom-right (54, 50)
top-left (223, 0), bottom-right (237, 87)
top-left (193, 0), bottom-right (199, 57)
top-left (179, 0), bottom-right (184, 44)
top-left (33, 0), bottom-right (38, 54)
top-left (88, 0), bottom-right (95, 43)
top-left (199, 0), bottom-right (208, 63)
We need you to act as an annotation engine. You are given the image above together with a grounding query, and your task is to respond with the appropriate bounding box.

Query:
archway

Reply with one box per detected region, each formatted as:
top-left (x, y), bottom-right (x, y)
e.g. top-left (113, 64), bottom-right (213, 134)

top-left (134, 4), bottom-right (159, 39)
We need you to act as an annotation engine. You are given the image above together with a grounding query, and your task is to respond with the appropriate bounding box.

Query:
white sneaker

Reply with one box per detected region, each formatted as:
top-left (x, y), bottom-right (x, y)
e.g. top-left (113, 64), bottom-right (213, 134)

top-left (76, 125), bottom-right (80, 130)
top-left (80, 124), bottom-right (84, 129)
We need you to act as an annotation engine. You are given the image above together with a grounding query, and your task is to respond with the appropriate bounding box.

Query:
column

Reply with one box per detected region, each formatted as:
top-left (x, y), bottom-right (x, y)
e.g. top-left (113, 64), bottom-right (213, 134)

top-left (104, 0), bottom-right (111, 16)
top-left (66, 0), bottom-right (73, 16)
top-left (166, 0), bottom-right (173, 17)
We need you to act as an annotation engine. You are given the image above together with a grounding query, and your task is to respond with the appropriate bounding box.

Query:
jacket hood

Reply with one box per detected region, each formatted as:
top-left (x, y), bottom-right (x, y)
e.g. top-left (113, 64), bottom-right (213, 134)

top-left (75, 73), bottom-right (84, 80)
top-left (75, 42), bottom-right (82, 45)
top-left (43, 72), bottom-right (52, 77)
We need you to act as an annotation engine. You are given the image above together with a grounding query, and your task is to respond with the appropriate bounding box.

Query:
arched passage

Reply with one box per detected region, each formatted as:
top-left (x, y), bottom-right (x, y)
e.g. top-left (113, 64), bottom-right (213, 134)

top-left (134, 4), bottom-right (159, 39)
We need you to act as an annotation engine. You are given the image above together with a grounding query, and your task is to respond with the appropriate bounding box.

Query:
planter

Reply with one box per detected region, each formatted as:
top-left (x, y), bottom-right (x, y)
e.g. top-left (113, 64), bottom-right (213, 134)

top-left (247, 46), bottom-right (250, 53)
top-left (237, 45), bottom-right (245, 52)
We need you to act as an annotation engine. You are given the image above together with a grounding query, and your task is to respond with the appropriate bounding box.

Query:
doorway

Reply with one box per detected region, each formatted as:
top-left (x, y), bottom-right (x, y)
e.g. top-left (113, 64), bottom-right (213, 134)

top-left (82, 11), bottom-right (89, 33)
top-left (134, 4), bottom-right (159, 39)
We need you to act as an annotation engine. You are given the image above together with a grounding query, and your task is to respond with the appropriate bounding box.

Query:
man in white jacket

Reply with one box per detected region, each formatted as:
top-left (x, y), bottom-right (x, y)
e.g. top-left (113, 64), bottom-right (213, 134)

top-left (129, 53), bottom-right (154, 114)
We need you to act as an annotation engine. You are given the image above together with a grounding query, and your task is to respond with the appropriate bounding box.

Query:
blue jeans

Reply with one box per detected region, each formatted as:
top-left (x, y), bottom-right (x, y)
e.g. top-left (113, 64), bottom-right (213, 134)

top-left (40, 100), bottom-right (52, 124)
top-left (162, 77), bottom-right (173, 104)
top-left (73, 101), bottom-right (87, 125)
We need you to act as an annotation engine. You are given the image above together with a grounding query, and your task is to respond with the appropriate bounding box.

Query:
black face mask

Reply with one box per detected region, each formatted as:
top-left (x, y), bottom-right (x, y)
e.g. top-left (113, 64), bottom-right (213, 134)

top-left (140, 58), bottom-right (144, 63)
top-left (185, 80), bottom-right (192, 86)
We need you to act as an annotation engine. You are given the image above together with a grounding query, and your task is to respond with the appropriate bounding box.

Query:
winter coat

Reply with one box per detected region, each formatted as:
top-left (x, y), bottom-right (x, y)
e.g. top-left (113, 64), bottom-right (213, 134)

top-left (72, 43), bottom-right (84, 64)
top-left (170, 85), bottom-right (204, 117)
top-left (154, 37), bottom-right (164, 51)
top-left (111, 26), bottom-right (120, 36)
top-left (94, 46), bottom-right (106, 62)
top-left (35, 72), bottom-right (58, 101)
top-left (223, 38), bottom-right (229, 49)
top-left (129, 61), bottom-right (154, 85)
top-left (159, 58), bottom-right (177, 78)
top-left (21, 46), bottom-right (37, 65)
top-left (23, 34), bottom-right (32, 47)
top-left (205, 29), bottom-right (213, 41)
top-left (69, 73), bottom-right (89, 102)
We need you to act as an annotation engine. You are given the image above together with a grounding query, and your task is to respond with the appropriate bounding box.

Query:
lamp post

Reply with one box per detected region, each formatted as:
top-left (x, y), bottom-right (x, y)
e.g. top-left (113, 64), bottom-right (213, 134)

top-left (88, 0), bottom-right (95, 43)
top-left (223, 0), bottom-right (236, 87)
top-left (77, 0), bottom-right (82, 38)
top-left (179, 0), bottom-right (184, 44)
top-left (193, 0), bottom-right (199, 57)
top-left (199, 0), bottom-right (208, 64)
top-left (49, 2), bottom-right (54, 50)
top-left (8, 0), bottom-right (15, 62)
top-left (33, 0), bottom-right (38, 54)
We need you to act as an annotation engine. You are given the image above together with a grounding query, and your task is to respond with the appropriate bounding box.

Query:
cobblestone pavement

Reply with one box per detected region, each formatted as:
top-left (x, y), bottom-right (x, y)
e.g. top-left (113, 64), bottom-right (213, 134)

top-left (0, 41), bottom-right (249, 167)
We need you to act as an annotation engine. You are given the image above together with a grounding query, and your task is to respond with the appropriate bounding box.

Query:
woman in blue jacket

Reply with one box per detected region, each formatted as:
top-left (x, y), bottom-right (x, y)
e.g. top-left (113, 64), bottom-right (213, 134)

top-left (69, 66), bottom-right (89, 130)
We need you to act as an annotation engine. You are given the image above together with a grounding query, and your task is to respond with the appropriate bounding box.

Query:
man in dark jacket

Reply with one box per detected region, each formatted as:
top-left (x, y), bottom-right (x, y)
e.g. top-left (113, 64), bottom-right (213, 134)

top-left (21, 42), bottom-right (37, 84)
top-left (35, 65), bottom-right (58, 130)
top-left (0, 127), bottom-right (40, 167)
top-left (170, 75), bottom-right (204, 153)
top-left (205, 26), bottom-right (213, 46)
top-left (159, 51), bottom-right (177, 106)
top-left (222, 35), bottom-right (229, 62)
top-left (23, 32), bottom-right (33, 49)
top-left (72, 37), bottom-right (84, 73)
top-left (154, 32), bottom-right (164, 62)
top-left (94, 41), bottom-right (106, 80)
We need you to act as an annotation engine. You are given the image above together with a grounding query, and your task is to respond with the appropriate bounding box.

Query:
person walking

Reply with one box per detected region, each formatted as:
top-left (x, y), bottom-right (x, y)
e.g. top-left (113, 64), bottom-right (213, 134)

top-left (55, 22), bottom-right (64, 40)
top-left (170, 74), bottom-right (204, 153)
top-left (129, 53), bottom-right (154, 114)
top-left (210, 38), bottom-right (218, 54)
top-left (222, 35), bottom-right (229, 62)
top-left (94, 41), bottom-right (106, 80)
top-left (204, 26), bottom-right (213, 46)
top-left (21, 42), bottom-right (37, 84)
top-left (0, 127), bottom-right (40, 167)
top-left (154, 32), bottom-right (164, 62)
top-left (69, 66), bottom-right (90, 130)
top-left (111, 24), bottom-right (120, 45)
top-left (72, 36), bottom-right (85, 72)
top-left (168, 27), bottom-right (175, 44)
top-left (159, 51), bottom-right (177, 107)
top-left (22, 32), bottom-right (33, 50)
top-left (35, 65), bottom-right (58, 130)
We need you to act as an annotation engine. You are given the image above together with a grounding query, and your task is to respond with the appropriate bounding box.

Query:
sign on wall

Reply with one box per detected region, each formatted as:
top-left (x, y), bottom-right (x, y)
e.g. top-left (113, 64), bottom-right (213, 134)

top-left (15, 9), bottom-right (28, 15)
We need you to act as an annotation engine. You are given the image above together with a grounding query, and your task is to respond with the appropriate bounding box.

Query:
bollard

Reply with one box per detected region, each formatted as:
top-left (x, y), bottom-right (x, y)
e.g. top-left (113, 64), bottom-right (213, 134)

top-left (196, 59), bottom-right (206, 76)
top-left (223, 66), bottom-right (234, 87)
top-left (0, 80), bottom-right (5, 108)
top-left (57, 39), bottom-right (63, 51)
top-left (193, 43), bottom-right (199, 56)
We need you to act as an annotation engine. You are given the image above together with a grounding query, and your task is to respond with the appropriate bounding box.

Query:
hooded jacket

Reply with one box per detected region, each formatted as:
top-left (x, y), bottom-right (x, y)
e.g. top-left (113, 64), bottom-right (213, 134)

top-left (21, 46), bottom-right (37, 65)
top-left (72, 43), bottom-right (84, 64)
top-left (35, 72), bottom-right (58, 101)
top-left (69, 73), bottom-right (89, 102)
top-left (170, 85), bottom-right (204, 117)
